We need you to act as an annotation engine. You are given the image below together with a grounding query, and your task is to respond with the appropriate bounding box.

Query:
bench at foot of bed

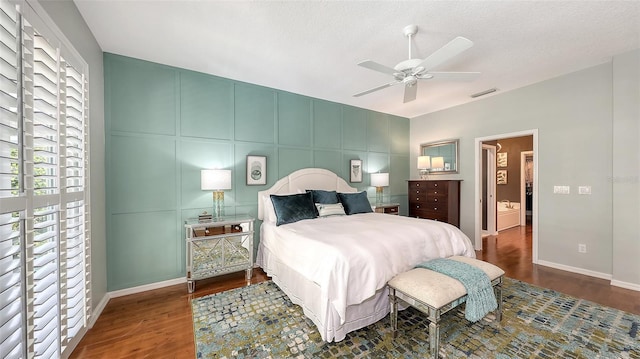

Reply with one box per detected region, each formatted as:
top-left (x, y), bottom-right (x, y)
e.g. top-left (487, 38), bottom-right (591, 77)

top-left (388, 256), bottom-right (504, 359)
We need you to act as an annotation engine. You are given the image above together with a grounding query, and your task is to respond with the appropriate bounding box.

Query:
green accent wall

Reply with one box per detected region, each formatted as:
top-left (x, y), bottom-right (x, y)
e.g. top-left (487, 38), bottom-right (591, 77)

top-left (104, 53), bottom-right (410, 291)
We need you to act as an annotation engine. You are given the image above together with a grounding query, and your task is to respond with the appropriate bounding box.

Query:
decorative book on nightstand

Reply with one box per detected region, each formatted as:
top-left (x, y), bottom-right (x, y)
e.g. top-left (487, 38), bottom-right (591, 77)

top-left (373, 203), bottom-right (400, 215)
top-left (184, 215), bottom-right (254, 293)
top-left (408, 180), bottom-right (461, 227)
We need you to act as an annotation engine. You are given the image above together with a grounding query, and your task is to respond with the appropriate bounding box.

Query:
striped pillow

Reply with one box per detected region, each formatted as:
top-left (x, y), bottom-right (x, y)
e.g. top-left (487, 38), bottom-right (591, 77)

top-left (315, 203), bottom-right (346, 217)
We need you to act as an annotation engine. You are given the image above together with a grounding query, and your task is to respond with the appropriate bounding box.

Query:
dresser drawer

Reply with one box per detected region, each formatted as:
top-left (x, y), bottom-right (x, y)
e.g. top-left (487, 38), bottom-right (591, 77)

top-left (410, 209), bottom-right (449, 222)
top-left (409, 202), bottom-right (448, 213)
top-left (410, 181), bottom-right (448, 195)
top-left (409, 192), bottom-right (447, 203)
top-left (424, 181), bottom-right (448, 190)
top-left (425, 193), bottom-right (447, 204)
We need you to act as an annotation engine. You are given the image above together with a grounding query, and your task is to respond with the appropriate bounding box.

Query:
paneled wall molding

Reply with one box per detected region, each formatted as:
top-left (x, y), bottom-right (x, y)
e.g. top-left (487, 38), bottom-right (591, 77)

top-left (104, 53), bottom-right (410, 291)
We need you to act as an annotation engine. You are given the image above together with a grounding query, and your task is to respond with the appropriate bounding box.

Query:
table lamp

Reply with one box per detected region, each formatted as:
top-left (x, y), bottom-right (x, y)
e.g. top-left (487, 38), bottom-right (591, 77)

top-left (201, 169), bottom-right (232, 220)
top-left (370, 172), bottom-right (389, 205)
top-left (417, 156), bottom-right (431, 179)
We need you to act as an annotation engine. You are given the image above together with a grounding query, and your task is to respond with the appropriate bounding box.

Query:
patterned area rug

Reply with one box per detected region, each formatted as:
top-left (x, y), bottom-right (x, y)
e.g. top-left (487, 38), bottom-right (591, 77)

top-left (191, 279), bottom-right (640, 358)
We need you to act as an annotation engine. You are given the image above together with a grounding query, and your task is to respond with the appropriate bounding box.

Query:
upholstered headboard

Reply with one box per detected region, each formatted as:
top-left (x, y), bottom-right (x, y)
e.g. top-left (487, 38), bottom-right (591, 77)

top-left (257, 168), bottom-right (357, 220)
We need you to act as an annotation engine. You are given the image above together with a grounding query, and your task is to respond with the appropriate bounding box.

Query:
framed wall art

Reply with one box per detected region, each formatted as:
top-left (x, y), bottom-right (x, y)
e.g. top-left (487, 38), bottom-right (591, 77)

top-left (350, 159), bottom-right (362, 183)
top-left (497, 170), bottom-right (507, 185)
top-left (246, 155), bottom-right (267, 185)
top-left (497, 152), bottom-right (508, 168)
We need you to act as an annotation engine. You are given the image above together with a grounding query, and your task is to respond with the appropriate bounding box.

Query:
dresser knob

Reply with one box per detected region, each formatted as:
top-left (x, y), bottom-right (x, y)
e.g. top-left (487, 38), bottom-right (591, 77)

top-left (434, 183), bottom-right (438, 187)
top-left (434, 198), bottom-right (438, 202)
top-left (434, 191), bottom-right (438, 194)
top-left (434, 207), bottom-right (438, 211)
top-left (416, 205), bottom-right (420, 208)
top-left (416, 191), bottom-right (419, 194)
top-left (416, 183), bottom-right (420, 187)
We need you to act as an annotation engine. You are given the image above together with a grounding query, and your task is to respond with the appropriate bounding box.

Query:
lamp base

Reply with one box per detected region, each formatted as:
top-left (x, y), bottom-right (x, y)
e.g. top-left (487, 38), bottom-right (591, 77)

top-left (213, 191), bottom-right (225, 220)
top-left (419, 170), bottom-right (429, 180)
top-left (375, 186), bottom-right (384, 205)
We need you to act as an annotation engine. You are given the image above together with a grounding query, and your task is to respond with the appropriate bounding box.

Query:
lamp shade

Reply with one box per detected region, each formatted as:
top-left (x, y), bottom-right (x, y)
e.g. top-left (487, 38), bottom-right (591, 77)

top-left (201, 169), bottom-right (232, 190)
top-left (431, 157), bottom-right (445, 169)
top-left (370, 172), bottom-right (389, 187)
top-left (417, 156), bottom-right (431, 169)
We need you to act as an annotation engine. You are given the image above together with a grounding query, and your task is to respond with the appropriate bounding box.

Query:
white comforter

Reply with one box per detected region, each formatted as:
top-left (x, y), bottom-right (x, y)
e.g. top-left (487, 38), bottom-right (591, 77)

top-left (258, 213), bottom-right (475, 326)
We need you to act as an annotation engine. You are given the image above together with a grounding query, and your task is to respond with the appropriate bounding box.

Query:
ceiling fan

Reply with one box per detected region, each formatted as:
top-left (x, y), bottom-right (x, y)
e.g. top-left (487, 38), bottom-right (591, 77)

top-left (354, 25), bottom-right (480, 103)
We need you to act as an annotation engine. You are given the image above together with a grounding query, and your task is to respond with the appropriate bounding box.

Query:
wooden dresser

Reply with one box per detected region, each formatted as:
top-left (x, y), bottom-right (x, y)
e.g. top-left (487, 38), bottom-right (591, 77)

top-left (408, 180), bottom-right (461, 227)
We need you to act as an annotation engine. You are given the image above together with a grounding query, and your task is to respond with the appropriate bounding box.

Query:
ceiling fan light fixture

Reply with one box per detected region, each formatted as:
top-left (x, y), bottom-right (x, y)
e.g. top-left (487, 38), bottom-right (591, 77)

top-left (354, 25), bottom-right (480, 103)
top-left (403, 76), bottom-right (418, 86)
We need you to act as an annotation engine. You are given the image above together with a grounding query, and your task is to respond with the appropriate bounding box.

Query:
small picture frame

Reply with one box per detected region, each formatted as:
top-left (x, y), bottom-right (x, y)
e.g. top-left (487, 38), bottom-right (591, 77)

top-left (497, 170), bottom-right (507, 185)
top-left (246, 155), bottom-right (267, 185)
top-left (497, 152), bottom-right (508, 168)
top-left (350, 159), bottom-right (362, 183)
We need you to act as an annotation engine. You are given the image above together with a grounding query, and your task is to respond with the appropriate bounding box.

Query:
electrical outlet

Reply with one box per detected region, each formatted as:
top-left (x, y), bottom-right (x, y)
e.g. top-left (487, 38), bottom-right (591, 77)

top-left (554, 186), bottom-right (570, 194)
top-left (578, 244), bottom-right (587, 253)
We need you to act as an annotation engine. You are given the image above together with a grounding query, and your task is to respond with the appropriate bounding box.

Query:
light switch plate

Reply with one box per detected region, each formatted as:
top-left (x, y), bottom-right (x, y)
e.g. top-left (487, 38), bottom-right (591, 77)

top-left (578, 186), bottom-right (591, 195)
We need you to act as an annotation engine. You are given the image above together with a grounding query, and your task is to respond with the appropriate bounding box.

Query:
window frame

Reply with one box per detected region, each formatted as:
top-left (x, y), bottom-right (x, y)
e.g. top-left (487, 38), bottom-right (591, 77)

top-left (0, 1), bottom-right (91, 357)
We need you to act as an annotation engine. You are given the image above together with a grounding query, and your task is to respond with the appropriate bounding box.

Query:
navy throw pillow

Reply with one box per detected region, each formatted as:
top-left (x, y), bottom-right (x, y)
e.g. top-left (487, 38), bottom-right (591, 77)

top-left (338, 191), bottom-right (373, 215)
top-left (306, 189), bottom-right (339, 215)
top-left (270, 192), bottom-right (317, 226)
top-left (306, 189), bottom-right (339, 204)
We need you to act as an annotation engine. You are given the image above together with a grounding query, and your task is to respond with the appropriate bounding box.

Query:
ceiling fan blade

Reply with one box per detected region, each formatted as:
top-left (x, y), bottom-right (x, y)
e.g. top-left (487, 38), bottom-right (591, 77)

top-left (353, 81), bottom-right (399, 97)
top-left (427, 71), bottom-right (481, 81)
top-left (417, 36), bottom-right (474, 72)
top-left (403, 83), bottom-right (418, 103)
top-left (357, 60), bottom-right (398, 76)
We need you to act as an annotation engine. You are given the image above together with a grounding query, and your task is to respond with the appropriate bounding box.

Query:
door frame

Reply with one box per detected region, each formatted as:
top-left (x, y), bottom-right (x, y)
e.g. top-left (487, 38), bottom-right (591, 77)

top-left (482, 144), bottom-right (497, 236)
top-left (520, 151), bottom-right (534, 226)
top-left (474, 129), bottom-right (539, 264)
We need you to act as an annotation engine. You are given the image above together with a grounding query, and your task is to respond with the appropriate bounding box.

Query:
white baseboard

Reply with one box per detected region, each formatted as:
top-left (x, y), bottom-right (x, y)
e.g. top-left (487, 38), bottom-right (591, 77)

top-left (89, 293), bottom-right (111, 328)
top-left (536, 260), bottom-right (612, 280)
top-left (108, 277), bottom-right (186, 298)
top-left (610, 279), bottom-right (640, 292)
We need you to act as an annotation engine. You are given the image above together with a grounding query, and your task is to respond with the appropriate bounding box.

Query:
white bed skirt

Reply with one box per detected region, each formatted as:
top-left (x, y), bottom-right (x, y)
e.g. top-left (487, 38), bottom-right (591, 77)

top-left (256, 244), bottom-right (390, 342)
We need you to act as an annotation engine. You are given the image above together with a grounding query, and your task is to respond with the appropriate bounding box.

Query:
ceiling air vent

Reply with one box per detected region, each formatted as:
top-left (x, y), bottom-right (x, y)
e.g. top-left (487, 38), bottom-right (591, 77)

top-left (470, 88), bottom-right (498, 98)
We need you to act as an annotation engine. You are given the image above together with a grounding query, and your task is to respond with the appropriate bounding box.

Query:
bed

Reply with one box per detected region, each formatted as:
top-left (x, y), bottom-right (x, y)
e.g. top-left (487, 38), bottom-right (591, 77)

top-left (255, 168), bottom-right (475, 342)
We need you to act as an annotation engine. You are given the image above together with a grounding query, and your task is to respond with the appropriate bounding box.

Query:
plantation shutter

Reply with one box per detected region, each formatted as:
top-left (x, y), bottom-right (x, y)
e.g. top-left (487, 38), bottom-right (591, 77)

top-left (0, 3), bottom-right (25, 358)
top-left (0, 0), bottom-right (91, 357)
top-left (62, 60), bottom-right (90, 344)
top-left (0, 0), bottom-right (19, 198)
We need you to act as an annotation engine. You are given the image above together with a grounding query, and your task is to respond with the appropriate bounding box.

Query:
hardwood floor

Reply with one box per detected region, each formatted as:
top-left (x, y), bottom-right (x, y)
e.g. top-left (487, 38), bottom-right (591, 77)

top-left (71, 226), bottom-right (640, 358)
top-left (477, 224), bottom-right (640, 315)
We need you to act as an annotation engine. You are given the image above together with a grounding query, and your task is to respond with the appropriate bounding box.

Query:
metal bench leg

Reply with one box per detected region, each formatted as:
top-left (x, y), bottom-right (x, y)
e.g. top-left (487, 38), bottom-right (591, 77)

top-left (429, 319), bottom-right (440, 359)
top-left (389, 288), bottom-right (398, 337)
top-left (495, 283), bottom-right (503, 322)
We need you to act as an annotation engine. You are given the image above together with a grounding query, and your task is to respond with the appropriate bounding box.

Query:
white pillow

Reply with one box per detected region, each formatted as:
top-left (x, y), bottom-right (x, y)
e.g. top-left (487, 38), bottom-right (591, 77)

top-left (262, 194), bottom-right (278, 223)
top-left (315, 203), bottom-right (346, 217)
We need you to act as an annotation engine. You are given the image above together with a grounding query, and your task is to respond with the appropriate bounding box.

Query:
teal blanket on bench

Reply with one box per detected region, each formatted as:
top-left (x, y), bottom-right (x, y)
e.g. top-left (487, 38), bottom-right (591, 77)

top-left (416, 258), bottom-right (497, 322)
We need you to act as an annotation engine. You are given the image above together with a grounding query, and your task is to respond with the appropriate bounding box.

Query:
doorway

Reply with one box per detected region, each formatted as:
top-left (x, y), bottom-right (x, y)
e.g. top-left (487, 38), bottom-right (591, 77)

top-left (474, 130), bottom-right (539, 264)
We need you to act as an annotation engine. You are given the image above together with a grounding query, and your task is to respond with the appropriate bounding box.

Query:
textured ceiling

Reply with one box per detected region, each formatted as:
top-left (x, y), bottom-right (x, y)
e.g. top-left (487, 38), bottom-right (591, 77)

top-left (74, 1), bottom-right (640, 118)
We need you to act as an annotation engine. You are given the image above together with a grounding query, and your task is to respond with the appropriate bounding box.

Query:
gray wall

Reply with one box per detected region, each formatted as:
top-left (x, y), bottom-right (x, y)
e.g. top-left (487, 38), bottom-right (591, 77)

top-left (411, 51), bottom-right (640, 288)
top-left (38, 1), bottom-right (107, 310)
top-left (612, 49), bottom-right (640, 286)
